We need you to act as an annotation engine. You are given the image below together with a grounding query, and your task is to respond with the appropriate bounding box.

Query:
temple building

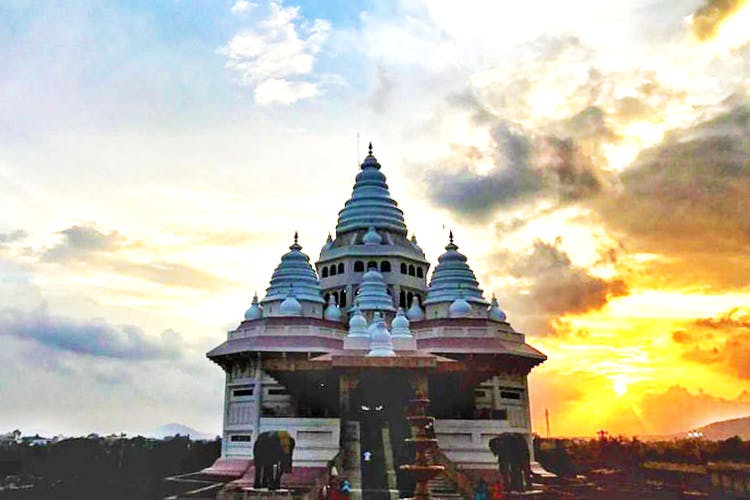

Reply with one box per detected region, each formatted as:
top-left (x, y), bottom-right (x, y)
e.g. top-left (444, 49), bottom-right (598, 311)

top-left (204, 145), bottom-right (546, 496)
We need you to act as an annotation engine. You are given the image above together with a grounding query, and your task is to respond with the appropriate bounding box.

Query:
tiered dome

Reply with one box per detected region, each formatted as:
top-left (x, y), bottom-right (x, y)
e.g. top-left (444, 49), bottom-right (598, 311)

top-left (262, 233), bottom-right (325, 306)
top-left (335, 143), bottom-right (408, 236)
top-left (357, 266), bottom-right (396, 312)
top-left (244, 293), bottom-right (262, 320)
top-left (424, 232), bottom-right (488, 306)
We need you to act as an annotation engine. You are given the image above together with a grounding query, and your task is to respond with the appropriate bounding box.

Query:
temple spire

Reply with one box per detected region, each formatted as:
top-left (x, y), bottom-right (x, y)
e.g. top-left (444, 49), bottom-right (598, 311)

top-left (368, 141), bottom-right (373, 156)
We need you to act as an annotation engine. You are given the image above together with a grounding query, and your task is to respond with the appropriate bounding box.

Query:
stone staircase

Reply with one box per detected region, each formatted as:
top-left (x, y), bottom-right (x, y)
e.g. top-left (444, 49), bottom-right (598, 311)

top-left (428, 473), bottom-right (465, 500)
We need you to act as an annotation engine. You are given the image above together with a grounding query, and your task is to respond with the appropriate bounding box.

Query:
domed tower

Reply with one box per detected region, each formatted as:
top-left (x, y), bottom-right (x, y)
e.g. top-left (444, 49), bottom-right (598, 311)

top-left (261, 233), bottom-right (325, 318)
top-left (424, 231), bottom-right (489, 319)
top-left (316, 143), bottom-right (429, 314)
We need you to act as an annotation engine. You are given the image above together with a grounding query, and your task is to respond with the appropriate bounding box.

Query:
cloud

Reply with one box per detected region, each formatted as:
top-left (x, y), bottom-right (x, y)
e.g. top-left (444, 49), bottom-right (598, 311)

top-left (0, 230), bottom-right (27, 249)
top-left (508, 240), bottom-right (627, 329)
top-left (689, 0), bottom-right (746, 40)
top-left (38, 224), bottom-right (232, 289)
top-left (673, 308), bottom-right (750, 380)
top-left (231, 0), bottom-right (257, 14)
top-left (110, 260), bottom-right (231, 289)
top-left (0, 304), bottom-right (183, 360)
top-left (370, 65), bottom-right (395, 113)
top-left (594, 104), bottom-right (750, 289)
top-left (42, 225), bottom-right (125, 262)
top-left (219, 1), bottom-right (331, 105)
top-left (638, 385), bottom-right (750, 434)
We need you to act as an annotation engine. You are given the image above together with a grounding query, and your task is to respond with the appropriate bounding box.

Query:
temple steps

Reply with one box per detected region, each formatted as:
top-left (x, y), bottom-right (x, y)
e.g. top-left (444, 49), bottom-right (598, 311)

top-left (428, 474), bottom-right (464, 500)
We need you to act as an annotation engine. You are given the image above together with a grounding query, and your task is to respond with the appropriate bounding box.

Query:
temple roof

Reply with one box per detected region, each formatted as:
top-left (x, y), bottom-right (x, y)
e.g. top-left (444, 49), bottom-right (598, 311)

top-left (335, 144), bottom-right (408, 236)
top-left (424, 231), bottom-right (488, 306)
top-left (357, 267), bottom-right (397, 312)
top-left (262, 233), bottom-right (325, 304)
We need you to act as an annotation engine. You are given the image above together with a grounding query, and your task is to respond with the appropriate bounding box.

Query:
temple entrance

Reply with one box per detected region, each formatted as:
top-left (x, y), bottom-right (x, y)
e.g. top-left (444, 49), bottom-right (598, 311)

top-left (351, 372), bottom-right (416, 499)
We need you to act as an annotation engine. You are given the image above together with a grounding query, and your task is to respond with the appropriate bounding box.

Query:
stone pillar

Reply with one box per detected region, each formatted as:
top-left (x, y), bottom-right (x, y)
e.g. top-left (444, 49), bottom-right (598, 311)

top-left (252, 355), bottom-right (263, 453)
top-left (339, 373), bottom-right (357, 418)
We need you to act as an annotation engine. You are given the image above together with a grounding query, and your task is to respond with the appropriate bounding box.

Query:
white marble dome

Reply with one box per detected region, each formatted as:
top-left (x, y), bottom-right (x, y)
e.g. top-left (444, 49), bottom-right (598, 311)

top-left (244, 293), bottom-right (262, 320)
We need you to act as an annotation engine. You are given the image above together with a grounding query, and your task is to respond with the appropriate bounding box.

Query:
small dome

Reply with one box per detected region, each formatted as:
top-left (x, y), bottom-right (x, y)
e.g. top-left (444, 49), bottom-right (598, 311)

top-left (391, 308), bottom-right (411, 337)
top-left (449, 293), bottom-right (472, 318)
top-left (406, 301), bottom-right (424, 321)
top-left (410, 234), bottom-right (424, 256)
top-left (368, 313), bottom-right (396, 357)
top-left (488, 294), bottom-right (507, 322)
top-left (279, 288), bottom-right (302, 316)
top-left (348, 304), bottom-right (368, 336)
top-left (324, 295), bottom-right (343, 322)
top-left (244, 293), bottom-right (262, 320)
top-left (362, 225), bottom-right (383, 245)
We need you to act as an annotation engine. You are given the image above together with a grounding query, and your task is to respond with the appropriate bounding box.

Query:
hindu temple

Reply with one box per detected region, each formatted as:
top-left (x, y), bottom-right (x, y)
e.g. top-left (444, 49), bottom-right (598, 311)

top-left (203, 144), bottom-right (547, 498)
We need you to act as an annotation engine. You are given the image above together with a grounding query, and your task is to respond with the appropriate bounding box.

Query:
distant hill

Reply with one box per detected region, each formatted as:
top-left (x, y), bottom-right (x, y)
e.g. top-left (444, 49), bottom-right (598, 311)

top-left (696, 416), bottom-right (750, 441)
top-left (144, 423), bottom-right (218, 441)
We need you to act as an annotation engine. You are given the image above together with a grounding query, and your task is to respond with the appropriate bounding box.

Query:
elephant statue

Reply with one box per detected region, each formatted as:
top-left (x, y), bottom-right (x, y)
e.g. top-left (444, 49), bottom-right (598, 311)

top-left (488, 433), bottom-right (533, 492)
top-left (253, 430), bottom-right (296, 490)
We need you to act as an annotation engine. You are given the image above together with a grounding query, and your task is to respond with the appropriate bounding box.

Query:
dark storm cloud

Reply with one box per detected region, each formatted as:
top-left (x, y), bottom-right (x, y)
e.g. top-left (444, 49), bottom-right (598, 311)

top-left (42, 225), bottom-right (125, 262)
top-left (509, 240), bottom-right (627, 318)
top-left (0, 304), bottom-right (183, 360)
top-left (426, 122), bottom-right (542, 218)
top-left (674, 308), bottom-right (750, 380)
top-left (595, 104), bottom-right (750, 289)
top-left (490, 240), bottom-right (627, 335)
top-left (691, 0), bottom-right (745, 40)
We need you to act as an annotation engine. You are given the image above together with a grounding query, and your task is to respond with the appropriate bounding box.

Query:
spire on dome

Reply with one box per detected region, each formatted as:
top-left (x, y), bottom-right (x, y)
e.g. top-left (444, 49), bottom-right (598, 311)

top-left (368, 141), bottom-right (373, 156)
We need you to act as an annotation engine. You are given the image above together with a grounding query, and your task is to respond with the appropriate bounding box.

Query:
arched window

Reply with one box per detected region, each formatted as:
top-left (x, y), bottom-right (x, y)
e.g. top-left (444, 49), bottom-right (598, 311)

top-left (321, 267), bottom-right (329, 278)
top-left (399, 290), bottom-right (406, 308)
top-left (332, 291), bottom-right (339, 304)
top-left (340, 290), bottom-right (347, 307)
top-left (354, 261), bottom-right (364, 272)
top-left (407, 292), bottom-right (414, 307)
top-left (367, 260), bottom-right (377, 270)
top-left (324, 293), bottom-right (330, 304)
top-left (337, 262), bottom-right (344, 274)
top-left (416, 267), bottom-right (423, 278)
top-left (408, 265), bottom-right (416, 276)
top-left (380, 261), bottom-right (391, 273)
top-left (400, 263), bottom-right (408, 274)
top-left (330, 265), bottom-right (337, 276)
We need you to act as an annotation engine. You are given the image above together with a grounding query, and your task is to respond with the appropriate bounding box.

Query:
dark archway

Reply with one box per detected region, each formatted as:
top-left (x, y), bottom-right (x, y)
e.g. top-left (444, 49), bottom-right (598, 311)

top-left (351, 372), bottom-right (416, 497)
top-left (354, 261), bottom-right (365, 272)
top-left (338, 262), bottom-right (345, 274)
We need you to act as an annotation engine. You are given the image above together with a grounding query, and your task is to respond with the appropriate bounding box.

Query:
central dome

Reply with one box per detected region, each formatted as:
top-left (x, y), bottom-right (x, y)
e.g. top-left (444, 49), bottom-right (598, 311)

top-left (335, 144), bottom-right (408, 236)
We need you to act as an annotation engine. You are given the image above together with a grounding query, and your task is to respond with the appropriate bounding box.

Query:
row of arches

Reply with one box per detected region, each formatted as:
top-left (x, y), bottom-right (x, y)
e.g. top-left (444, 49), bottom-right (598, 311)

top-left (399, 263), bottom-right (424, 278)
top-left (321, 262), bottom-right (345, 278)
top-left (321, 260), bottom-right (425, 278)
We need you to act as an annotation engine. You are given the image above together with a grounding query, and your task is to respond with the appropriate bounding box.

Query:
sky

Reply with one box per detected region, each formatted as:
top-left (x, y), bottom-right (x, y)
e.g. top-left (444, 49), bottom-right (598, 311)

top-left (1, 0), bottom-right (749, 438)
